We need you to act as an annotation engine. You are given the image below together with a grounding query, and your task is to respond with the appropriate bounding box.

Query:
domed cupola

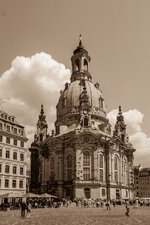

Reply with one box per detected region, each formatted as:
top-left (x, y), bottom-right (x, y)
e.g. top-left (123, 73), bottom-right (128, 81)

top-left (71, 35), bottom-right (92, 82)
top-left (55, 37), bottom-right (109, 135)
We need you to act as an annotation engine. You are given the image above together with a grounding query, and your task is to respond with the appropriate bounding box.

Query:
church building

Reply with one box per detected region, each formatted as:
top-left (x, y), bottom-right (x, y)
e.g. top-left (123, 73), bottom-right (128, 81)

top-left (30, 38), bottom-right (135, 200)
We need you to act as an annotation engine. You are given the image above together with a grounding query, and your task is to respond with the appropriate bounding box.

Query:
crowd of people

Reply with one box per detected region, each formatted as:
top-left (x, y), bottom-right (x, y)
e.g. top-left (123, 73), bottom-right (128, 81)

top-left (0, 197), bottom-right (150, 218)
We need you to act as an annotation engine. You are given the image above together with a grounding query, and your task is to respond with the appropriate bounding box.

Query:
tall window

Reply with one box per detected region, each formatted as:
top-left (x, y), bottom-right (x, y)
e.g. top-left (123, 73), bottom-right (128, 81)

top-left (13, 152), bottom-right (17, 160)
top-left (99, 154), bottom-right (104, 181)
top-left (5, 179), bottom-right (9, 188)
top-left (0, 149), bottom-right (2, 157)
top-left (5, 150), bottom-right (10, 158)
top-left (13, 166), bottom-right (17, 174)
top-left (102, 188), bottom-right (106, 197)
top-left (6, 125), bottom-right (10, 132)
top-left (14, 128), bottom-right (17, 134)
top-left (19, 180), bottom-right (23, 188)
top-left (0, 136), bottom-right (2, 142)
top-left (114, 156), bottom-right (119, 183)
top-left (83, 151), bottom-right (91, 180)
top-left (20, 167), bottom-right (24, 175)
top-left (75, 58), bottom-right (80, 71)
top-left (83, 59), bottom-right (88, 71)
top-left (0, 179), bottom-right (1, 187)
top-left (50, 157), bottom-right (55, 181)
top-left (20, 141), bottom-right (24, 148)
top-left (123, 158), bottom-right (126, 183)
top-left (99, 97), bottom-right (104, 108)
top-left (0, 123), bottom-right (2, 130)
top-left (13, 139), bottom-right (17, 146)
top-left (0, 164), bottom-right (2, 173)
top-left (6, 137), bottom-right (10, 144)
top-left (5, 165), bottom-right (9, 173)
top-left (20, 153), bottom-right (24, 161)
top-left (12, 180), bottom-right (16, 188)
top-left (83, 117), bottom-right (89, 127)
top-left (67, 154), bottom-right (73, 181)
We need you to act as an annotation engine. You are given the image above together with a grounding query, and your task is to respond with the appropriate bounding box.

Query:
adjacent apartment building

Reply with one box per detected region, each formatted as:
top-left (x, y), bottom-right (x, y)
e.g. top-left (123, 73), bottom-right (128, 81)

top-left (134, 166), bottom-right (150, 198)
top-left (0, 110), bottom-right (28, 196)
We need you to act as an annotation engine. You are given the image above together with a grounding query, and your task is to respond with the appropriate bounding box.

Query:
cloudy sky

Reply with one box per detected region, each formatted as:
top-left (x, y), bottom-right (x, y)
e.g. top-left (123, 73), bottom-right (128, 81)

top-left (0, 0), bottom-right (150, 167)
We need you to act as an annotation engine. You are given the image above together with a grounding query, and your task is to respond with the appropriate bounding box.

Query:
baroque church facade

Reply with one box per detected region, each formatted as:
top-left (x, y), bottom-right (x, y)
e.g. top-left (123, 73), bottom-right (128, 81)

top-left (30, 39), bottom-right (135, 200)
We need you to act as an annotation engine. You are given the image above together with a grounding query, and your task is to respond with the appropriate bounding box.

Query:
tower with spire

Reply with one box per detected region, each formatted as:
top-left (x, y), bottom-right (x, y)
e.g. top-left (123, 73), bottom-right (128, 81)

top-left (29, 105), bottom-right (48, 193)
top-left (35, 104), bottom-right (48, 143)
top-left (113, 106), bottom-right (127, 143)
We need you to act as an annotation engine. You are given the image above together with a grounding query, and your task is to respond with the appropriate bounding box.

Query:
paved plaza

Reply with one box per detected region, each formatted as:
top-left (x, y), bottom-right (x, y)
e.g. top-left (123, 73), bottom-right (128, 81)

top-left (0, 205), bottom-right (150, 225)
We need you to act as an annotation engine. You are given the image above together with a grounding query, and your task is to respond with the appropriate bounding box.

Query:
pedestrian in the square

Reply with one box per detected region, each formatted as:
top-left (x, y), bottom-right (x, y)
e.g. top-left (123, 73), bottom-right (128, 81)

top-left (21, 201), bottom-right (26, 218)
top-left (27, 202), bottom-right (32, 218)
top-left (125, 200), bottom-right (130, 216)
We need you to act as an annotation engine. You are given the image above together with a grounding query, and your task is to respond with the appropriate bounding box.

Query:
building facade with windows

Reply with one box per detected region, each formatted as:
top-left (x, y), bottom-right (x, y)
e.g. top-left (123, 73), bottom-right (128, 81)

top-left (134, 166), bottom-right (150, 198)
top-left (0, 110), bottom-right (28, 196)
top-left (30, 39), bottom-right (135, 200)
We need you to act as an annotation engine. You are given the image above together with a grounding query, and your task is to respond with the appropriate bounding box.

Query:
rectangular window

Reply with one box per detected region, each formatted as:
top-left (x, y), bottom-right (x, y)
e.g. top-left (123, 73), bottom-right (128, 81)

top-left (13, 139), bottom-right (17, 146)
top-left (5, 150), bottom-right (10, 158)
top-left (83, 168), bottom-right (90, 181)
top-left (6, 125), bottom-right (10, 132)
top-left (6, 137), bottom-right (10, 144)
top-left (20, 167), bottom-right (24, 175)
top-left (0, 149), bottom-right (2, 157)
top-left (0, 123), bottom-right (2, 130)
top-left (13, 166), bottom-right (17, 174)
top-left (14, 128), bottom-right (17, 134)
top-left (0, 164), bottom-right (2, 173)
top-left (19, 180), bottom-right (23, 188)
top-left (99, 169), bottom-right (103, 181)
top-left (20, 141), bottom-right (24, 148)
top-left (0, 179), bottom-right (1, 187)
top-left (5, 165), bottom-right (9, 173)
top-left (20, 130), bottom-right (23, 136)
top-left (12, 180), bottom-right (16, 188)
top-left (0, 136), bottom-right (2, 142)
top-left (13, 152), bottom-right (17, 160)
top-left (102, 188), bottom-right (105, 196)
top-left (20, 153), bottom-right (24, 161)
top-left (5, 179), bottom-right (9, 188)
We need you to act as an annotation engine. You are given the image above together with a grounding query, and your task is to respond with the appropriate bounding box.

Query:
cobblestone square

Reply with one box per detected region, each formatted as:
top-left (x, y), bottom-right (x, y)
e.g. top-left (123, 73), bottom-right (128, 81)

top-left (0, 206), bottom-right (150, 225)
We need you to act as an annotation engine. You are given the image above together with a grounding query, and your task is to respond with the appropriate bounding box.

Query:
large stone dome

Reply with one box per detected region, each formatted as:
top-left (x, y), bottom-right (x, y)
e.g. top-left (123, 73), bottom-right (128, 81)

top-left (55, 38), bottom-right (109, 135)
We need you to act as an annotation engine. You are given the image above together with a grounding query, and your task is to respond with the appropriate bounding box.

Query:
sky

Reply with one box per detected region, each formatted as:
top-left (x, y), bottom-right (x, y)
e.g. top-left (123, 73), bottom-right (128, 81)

top-left (0, 0), bottom-right (150, 167)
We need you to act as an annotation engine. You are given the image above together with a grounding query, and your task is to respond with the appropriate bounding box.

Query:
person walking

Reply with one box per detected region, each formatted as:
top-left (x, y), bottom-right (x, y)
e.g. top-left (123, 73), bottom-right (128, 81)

top-left (27, 202), bottom-right (32, 218)
top-left (21, 201), bottom-right (26, 218)
top-left (125, 200), bottom-right (130, 216)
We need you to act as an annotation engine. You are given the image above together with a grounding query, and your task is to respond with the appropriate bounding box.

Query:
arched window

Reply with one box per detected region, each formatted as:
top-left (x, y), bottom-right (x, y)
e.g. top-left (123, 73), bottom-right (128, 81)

top-left (83, 59), bottom-right (88, 71)
top-left (114, 156), bottom-right (119, 183)
top-left (67, 154), bottom-right (73, 181)
top-left (99, 154), bottom-right (104, 181)
top-left (50, 157), bottom-right (55, 181)
top-left (74, 59), bottom-right (80, 71)
top-left (83, 151), bottom-right (91, 180)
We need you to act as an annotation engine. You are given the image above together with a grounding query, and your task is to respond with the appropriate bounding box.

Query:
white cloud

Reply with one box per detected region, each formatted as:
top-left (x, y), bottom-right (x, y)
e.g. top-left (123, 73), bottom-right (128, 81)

top-left (108, 109), bottom-right (150, 167)
top-left (0, 52), bottom-right (70, 168)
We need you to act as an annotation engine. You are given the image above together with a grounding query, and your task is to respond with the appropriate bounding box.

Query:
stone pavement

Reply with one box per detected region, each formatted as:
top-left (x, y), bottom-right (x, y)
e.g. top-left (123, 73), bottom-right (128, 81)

top-left (0, 205), bottom-right (150, 225)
